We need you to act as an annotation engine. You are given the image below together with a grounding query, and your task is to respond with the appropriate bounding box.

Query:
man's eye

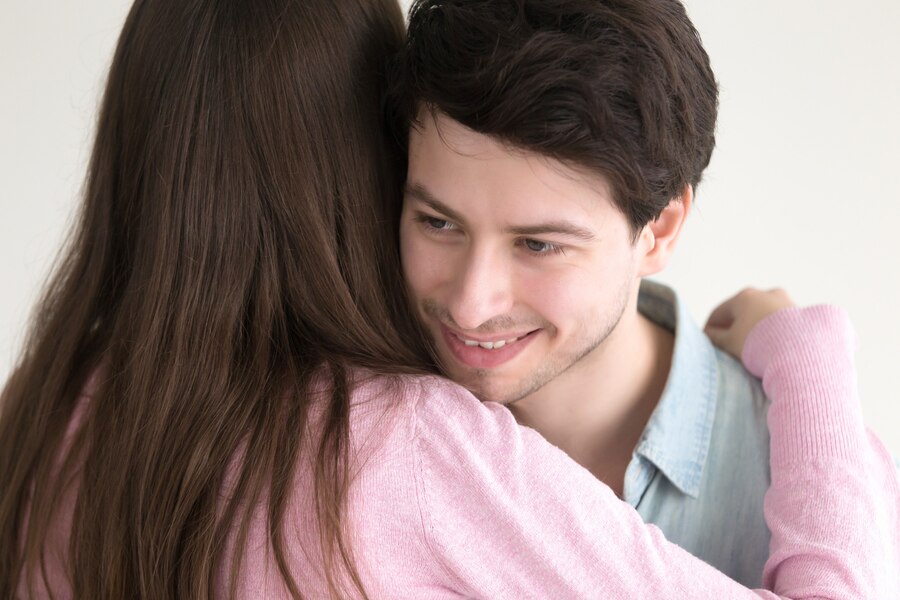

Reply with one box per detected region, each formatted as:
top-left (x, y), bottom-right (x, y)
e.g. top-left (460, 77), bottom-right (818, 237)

top-left (416, 215), bottom-right (455, 232)
top-left (521, 239), bottom-right (565, 256)
top-left (426, 218), bottom-right (452, 230)
top-left (524, 239), bottom-right (550, 252)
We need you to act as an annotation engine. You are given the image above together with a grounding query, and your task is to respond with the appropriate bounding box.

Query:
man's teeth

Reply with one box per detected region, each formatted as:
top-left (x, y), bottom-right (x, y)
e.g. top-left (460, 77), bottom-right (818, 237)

top-left (457, 334), bottom-right (522, 350)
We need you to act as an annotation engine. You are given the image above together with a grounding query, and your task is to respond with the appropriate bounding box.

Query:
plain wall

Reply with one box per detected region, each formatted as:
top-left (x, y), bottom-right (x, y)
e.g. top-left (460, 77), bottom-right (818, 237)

top-left (1, 0), bottom-right (897, 453)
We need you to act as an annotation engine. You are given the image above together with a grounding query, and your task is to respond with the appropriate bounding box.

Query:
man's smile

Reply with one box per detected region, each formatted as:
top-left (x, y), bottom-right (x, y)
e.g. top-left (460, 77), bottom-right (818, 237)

top-left (438, 323), bottom-right (540, 369)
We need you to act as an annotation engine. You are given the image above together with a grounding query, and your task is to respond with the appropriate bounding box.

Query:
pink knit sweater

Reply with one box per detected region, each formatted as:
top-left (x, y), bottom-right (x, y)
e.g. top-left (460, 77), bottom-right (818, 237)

top-left (22, 307), bottom-right (900, 598)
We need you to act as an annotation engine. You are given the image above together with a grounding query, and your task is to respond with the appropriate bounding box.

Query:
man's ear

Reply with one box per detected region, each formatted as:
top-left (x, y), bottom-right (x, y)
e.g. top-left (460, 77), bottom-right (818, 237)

top-left (637, 185), bottom-right (692, 277)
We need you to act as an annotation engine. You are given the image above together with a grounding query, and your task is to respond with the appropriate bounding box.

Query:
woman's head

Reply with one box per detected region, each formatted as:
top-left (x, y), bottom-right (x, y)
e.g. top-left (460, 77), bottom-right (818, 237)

top-left (1, 0), bottom-right (429, 598)
top-left (91, 0), bottom-right (419, 370)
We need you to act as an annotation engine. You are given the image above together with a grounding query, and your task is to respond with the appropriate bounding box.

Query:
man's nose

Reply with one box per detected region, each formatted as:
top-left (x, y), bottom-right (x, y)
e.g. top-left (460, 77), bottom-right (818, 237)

top-left (445, 248), bottom-right (514, 332)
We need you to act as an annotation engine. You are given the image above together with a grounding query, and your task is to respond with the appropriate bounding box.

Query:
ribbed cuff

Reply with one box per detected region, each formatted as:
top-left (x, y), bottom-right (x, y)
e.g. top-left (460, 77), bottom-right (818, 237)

top-left (741, 305), bottom-right (865, 467)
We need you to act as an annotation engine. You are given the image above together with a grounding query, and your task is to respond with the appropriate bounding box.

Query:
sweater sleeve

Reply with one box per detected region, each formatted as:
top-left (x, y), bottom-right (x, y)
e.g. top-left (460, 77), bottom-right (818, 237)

top-left (743, 305), bottom-right (900, 599)
top-left (409, 306), bottom-right (898, 599)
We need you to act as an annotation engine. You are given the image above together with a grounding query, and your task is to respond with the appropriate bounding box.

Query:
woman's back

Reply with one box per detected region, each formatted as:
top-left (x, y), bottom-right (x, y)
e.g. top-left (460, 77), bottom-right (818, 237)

top-left (0, 0), bottom-right (433, 597)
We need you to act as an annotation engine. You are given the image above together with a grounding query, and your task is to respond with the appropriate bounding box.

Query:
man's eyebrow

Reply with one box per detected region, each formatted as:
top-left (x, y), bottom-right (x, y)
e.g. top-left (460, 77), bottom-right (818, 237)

top-left (404, 183), bottom-right (468, 225)
top-left (404, 182), bottom-right (596, 242)
top-left (506, 222), bottom-right (596, 242)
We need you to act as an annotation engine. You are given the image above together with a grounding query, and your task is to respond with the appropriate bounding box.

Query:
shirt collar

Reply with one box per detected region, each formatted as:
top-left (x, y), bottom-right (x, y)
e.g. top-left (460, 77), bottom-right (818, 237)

top-left (632, 280), bottom-right (719, 499)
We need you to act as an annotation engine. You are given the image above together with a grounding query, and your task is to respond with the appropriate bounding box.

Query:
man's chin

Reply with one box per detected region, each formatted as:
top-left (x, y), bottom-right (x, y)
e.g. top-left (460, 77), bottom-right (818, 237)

top-left (436, 347), bottom-right (538, 405)
top-left (442, 365), bottom-right (494, 402)
top-left (451, 372), bottom-right (524, 406)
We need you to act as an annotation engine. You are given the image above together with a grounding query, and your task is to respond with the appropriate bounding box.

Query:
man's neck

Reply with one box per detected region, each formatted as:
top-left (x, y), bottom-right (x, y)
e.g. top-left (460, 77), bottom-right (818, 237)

top-left (508, 305), bottom-right (675, 497)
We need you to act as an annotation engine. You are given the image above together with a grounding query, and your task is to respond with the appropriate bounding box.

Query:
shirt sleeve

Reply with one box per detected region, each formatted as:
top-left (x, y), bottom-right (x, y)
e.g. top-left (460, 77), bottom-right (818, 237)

top-left (408, 305), bottom-right (898, 599)
top-left (743, 305), bottom-right (900, 599)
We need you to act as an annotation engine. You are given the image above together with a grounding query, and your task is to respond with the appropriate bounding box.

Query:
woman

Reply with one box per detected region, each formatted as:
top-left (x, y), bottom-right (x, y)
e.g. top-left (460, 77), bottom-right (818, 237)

top-left (0, 0), bottom-right (896, 598)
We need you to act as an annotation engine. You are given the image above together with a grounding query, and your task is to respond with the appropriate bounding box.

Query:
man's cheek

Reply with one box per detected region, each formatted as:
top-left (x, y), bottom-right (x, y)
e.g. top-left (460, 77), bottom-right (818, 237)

top-left (411, 244), bottom-right (442, 287)
top-left (402, 250), bottom-right (431, 300)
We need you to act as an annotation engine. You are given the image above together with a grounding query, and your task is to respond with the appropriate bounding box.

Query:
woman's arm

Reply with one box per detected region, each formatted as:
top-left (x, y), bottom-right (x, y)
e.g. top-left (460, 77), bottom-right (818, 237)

top-left (411, 299), bottom-right (898, 598)
top-left (709, 288), bottom-right (899, 596)
top-left (742, 304), bottom-right (899, 598)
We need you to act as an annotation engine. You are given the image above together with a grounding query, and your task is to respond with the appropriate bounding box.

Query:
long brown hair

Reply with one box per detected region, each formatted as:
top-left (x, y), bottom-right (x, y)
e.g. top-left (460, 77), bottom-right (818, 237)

top-left (0, 0), bottom-right (433, 597)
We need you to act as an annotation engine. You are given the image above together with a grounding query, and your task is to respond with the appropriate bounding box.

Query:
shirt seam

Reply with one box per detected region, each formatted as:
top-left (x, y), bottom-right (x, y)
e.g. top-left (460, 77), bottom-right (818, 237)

top-left (410, 378), bottom-right (479, 594)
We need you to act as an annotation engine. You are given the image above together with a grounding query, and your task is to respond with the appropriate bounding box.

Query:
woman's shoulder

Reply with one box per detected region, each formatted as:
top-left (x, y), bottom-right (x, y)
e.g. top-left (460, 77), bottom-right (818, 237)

top-left (348, 371), bottom-right (523, 448)
top-left (342, 370), bottom-right (560, 532)
top-left (348, 371), bottom-right (596, 522)
top-left (340, 371), bottom-right (613, 597)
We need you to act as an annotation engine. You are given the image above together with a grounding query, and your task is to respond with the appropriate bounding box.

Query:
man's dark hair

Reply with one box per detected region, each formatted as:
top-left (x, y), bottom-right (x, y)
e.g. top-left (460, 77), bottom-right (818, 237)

top-left (387, 0), bottom-right (719, 232)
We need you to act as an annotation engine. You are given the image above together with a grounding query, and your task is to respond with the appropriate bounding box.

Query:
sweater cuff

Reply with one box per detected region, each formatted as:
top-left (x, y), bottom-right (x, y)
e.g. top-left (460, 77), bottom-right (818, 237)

top-left (742, 305), bottom-right (856, 377)
top-left (741, 305), bottom-right (865, 466)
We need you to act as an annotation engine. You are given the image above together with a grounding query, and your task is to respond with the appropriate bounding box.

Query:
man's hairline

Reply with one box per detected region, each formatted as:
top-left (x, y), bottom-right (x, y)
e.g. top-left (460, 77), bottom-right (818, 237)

top-left (405, 105), bottom-right (685, 242)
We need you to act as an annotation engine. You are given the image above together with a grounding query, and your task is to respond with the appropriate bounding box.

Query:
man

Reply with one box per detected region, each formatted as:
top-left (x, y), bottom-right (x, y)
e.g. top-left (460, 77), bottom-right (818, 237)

top-left (388, 0), bottom-right (774, 586)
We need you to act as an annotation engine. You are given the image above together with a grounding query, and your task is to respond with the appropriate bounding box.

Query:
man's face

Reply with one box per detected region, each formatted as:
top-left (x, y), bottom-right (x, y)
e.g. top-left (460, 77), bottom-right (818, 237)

top-left (400, 113), bottom-right (647, 405)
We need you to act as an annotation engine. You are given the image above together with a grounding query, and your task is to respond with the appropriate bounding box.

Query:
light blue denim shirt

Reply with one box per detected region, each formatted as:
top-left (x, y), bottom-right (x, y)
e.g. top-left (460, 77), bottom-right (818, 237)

top-left (627, 280), bottom-right (772, 587)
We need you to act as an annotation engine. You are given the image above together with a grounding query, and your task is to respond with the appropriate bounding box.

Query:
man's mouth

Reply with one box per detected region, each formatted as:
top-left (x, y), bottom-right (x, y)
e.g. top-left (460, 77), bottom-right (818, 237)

top-left (439, 324), bottom-right (538, 369)
top-left (452, 332), bottom-right (527, 350)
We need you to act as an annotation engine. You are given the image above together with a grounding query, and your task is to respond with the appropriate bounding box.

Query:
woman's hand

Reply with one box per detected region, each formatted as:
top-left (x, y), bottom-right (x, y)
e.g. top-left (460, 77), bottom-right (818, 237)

top-left (704, 287), bottom-right (796, 359)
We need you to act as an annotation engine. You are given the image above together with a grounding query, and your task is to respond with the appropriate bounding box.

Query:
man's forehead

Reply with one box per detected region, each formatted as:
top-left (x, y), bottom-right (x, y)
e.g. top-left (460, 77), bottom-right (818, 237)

top-left (409, 111), bottom-right (614, 202)
top-left (409, 111), bottom-right (505, 159)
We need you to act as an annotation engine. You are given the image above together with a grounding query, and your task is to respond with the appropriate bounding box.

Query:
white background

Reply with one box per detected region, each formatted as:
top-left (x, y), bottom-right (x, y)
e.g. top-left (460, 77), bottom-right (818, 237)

top-left (1, 0), bottom-right (897, 453)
